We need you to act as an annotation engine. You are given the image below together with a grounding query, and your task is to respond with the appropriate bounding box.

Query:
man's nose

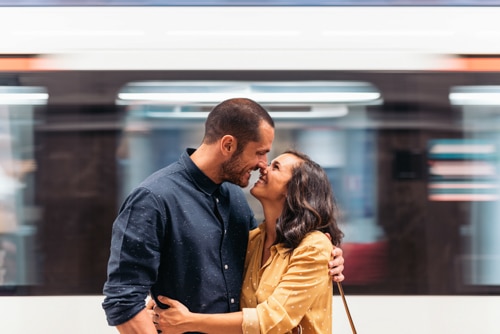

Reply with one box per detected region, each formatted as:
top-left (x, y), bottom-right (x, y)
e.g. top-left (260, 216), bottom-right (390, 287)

top-left (260, 155), bottom-right (269, 166)
top-left (257, 160), bottom-right (267, 173)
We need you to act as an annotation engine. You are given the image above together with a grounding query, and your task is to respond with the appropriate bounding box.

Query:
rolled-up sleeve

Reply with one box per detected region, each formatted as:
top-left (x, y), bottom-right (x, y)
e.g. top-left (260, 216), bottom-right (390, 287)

top-left (242, 308), bottom-right (260, 334)
top-left (102, 187), bottom-right (165, 326)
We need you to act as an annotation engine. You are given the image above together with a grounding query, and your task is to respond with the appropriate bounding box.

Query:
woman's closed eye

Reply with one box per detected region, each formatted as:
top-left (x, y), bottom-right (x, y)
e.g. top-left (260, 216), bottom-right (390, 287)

top-left (270, 161), bottom-right (281, 170)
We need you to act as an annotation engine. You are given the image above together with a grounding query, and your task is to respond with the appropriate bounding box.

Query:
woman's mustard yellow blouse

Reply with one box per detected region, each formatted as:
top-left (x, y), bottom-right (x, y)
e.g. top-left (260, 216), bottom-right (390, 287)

top-left (240, 223), bottom-right (333, 334)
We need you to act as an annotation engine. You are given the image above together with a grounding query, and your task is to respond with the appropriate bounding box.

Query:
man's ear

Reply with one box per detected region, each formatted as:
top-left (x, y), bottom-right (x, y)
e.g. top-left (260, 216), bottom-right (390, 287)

top-left (220, 135), bottom-right (237, 156)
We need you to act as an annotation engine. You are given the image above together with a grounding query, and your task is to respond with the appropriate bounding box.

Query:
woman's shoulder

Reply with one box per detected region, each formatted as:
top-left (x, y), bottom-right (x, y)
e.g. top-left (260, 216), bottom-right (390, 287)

top-left (303, 230), bottom-right (332, 244)
top-left (296, 231), bottom-right (333, 256)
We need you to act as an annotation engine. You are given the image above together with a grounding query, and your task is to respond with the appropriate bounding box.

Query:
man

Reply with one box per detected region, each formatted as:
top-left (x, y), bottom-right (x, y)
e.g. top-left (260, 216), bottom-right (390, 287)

top-left (102, 98), bottom-right (344, 333)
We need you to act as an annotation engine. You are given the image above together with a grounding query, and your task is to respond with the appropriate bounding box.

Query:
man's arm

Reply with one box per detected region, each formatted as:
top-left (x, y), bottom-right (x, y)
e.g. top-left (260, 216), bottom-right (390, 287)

top-left (102, 188), bottom-right (165, 329)
top-left (117, 309), bottom-right (158, 334)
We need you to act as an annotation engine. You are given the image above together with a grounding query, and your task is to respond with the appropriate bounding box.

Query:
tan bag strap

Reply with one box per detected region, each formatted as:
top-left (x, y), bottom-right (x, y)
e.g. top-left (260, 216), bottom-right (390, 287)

top-left (336, 282), bottom-right (358, 334)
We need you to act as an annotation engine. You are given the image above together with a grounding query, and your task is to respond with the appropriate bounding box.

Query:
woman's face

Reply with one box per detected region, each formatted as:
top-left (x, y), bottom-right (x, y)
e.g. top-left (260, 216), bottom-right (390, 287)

top-left (250, 153), bottom-right (303, 203)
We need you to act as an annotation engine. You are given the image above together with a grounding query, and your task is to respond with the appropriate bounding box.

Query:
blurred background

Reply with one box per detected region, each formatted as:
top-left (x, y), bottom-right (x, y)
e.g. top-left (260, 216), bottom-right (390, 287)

top-left (0, 2), bottom-right (500, 333)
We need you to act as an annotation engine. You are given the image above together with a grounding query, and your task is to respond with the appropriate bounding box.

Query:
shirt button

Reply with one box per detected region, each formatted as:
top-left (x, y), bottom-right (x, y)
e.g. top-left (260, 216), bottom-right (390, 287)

top-left (224, 264), bottom-right (229, 270)
top-left (230, 298), bottom-right (235, 304)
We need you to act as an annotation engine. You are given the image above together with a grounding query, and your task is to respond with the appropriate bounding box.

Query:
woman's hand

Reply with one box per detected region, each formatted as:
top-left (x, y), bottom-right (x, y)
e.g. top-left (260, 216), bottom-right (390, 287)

top-left (153, 295), bottom-right (193, 334)
top-left (145, 295), bottom-right (156, 322)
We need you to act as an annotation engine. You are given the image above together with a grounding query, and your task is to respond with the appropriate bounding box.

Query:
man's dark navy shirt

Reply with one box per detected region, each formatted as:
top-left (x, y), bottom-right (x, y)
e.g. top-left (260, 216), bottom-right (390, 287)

top-left (102, 149), bottom-right (257, 327)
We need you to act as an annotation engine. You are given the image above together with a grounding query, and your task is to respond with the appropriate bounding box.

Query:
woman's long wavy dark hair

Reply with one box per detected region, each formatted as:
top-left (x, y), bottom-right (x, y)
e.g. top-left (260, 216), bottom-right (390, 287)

top-left (274, 150), bottom-right (344, 252)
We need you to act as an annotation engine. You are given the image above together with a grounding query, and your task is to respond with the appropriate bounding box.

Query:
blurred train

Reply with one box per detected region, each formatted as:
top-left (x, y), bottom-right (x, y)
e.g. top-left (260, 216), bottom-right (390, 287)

top-left (1, 5), bottom-right (500, 334)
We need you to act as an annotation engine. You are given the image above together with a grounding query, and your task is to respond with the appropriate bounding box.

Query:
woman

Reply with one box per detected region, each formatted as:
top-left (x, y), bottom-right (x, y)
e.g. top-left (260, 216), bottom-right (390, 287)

top-left (154, 150), bottom-right (343, 334)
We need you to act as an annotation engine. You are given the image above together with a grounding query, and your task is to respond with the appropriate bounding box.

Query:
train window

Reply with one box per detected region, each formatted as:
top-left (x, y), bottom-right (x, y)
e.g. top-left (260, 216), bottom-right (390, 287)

top-left (115, 81), bottom-right (382, 201)
top-left (0, 86), bottom-right (47, 289)
top-left (448, 86), bottom-right (500, 288)
top-left (117, 80), bottom-right (385, 286)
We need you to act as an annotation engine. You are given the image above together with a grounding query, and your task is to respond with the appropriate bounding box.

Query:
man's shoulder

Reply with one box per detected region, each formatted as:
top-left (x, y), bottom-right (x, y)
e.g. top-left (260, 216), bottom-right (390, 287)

top-left (220, 181), bottom-right (245, 195)
top-left (126, 163), bottom-right (187, 200)
top-left (144, 161), bottom-right (186, 184)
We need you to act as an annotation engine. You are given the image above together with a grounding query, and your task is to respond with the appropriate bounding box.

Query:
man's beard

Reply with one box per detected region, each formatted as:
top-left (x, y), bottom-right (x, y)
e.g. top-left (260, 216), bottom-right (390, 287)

top-left (221, 152), bottom-right (251, 187)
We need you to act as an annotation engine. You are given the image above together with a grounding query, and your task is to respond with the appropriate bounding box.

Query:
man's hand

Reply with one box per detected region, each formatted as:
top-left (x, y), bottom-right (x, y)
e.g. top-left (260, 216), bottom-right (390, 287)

top-left (329, 247), bottom-right (345, 282)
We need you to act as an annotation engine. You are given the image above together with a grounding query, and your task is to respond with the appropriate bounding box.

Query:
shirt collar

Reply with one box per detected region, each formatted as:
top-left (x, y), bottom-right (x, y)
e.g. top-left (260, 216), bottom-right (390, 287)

top-left (273, 243), bottom-right (290, 258)
top-left (182, 148), bottom-right (220, 196)
top-left (258, 223), bottom-right (289, 258)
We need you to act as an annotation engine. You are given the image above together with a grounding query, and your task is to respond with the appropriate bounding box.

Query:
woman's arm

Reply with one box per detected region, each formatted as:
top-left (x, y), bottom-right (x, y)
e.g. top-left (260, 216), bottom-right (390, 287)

top-left (154, 296), bottom-right (244, 334)
top-left (155, 233), bottom-right (331, 334)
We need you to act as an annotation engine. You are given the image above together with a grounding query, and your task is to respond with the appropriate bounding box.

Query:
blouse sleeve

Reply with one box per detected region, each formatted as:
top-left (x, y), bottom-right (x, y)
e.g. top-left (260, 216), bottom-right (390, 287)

top-left (242, 308), bottom-right (260, 334)
top-left (247, 233), bottom-right (333, 334)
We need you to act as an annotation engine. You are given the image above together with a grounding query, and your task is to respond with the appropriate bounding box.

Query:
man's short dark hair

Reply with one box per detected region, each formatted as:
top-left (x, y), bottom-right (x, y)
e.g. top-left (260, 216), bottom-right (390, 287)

top-left (203, 98), bottom-right (274, 153)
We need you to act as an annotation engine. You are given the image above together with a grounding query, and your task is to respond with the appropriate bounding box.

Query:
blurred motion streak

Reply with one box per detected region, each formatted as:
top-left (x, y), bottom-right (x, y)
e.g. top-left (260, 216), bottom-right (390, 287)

top-left (0, 56), bottom-right (51, 71)
top-left (341, 241), bottom-right (389, 286)
top-left (428, 139), bottom-right (499, 202)
top-left (454, 57), bottom-right (500, 72)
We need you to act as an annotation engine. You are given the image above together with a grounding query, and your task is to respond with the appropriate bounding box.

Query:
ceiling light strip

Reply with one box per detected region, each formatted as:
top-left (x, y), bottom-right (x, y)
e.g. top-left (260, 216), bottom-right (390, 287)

top-left (118, 92), bottom-right (380, 104)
